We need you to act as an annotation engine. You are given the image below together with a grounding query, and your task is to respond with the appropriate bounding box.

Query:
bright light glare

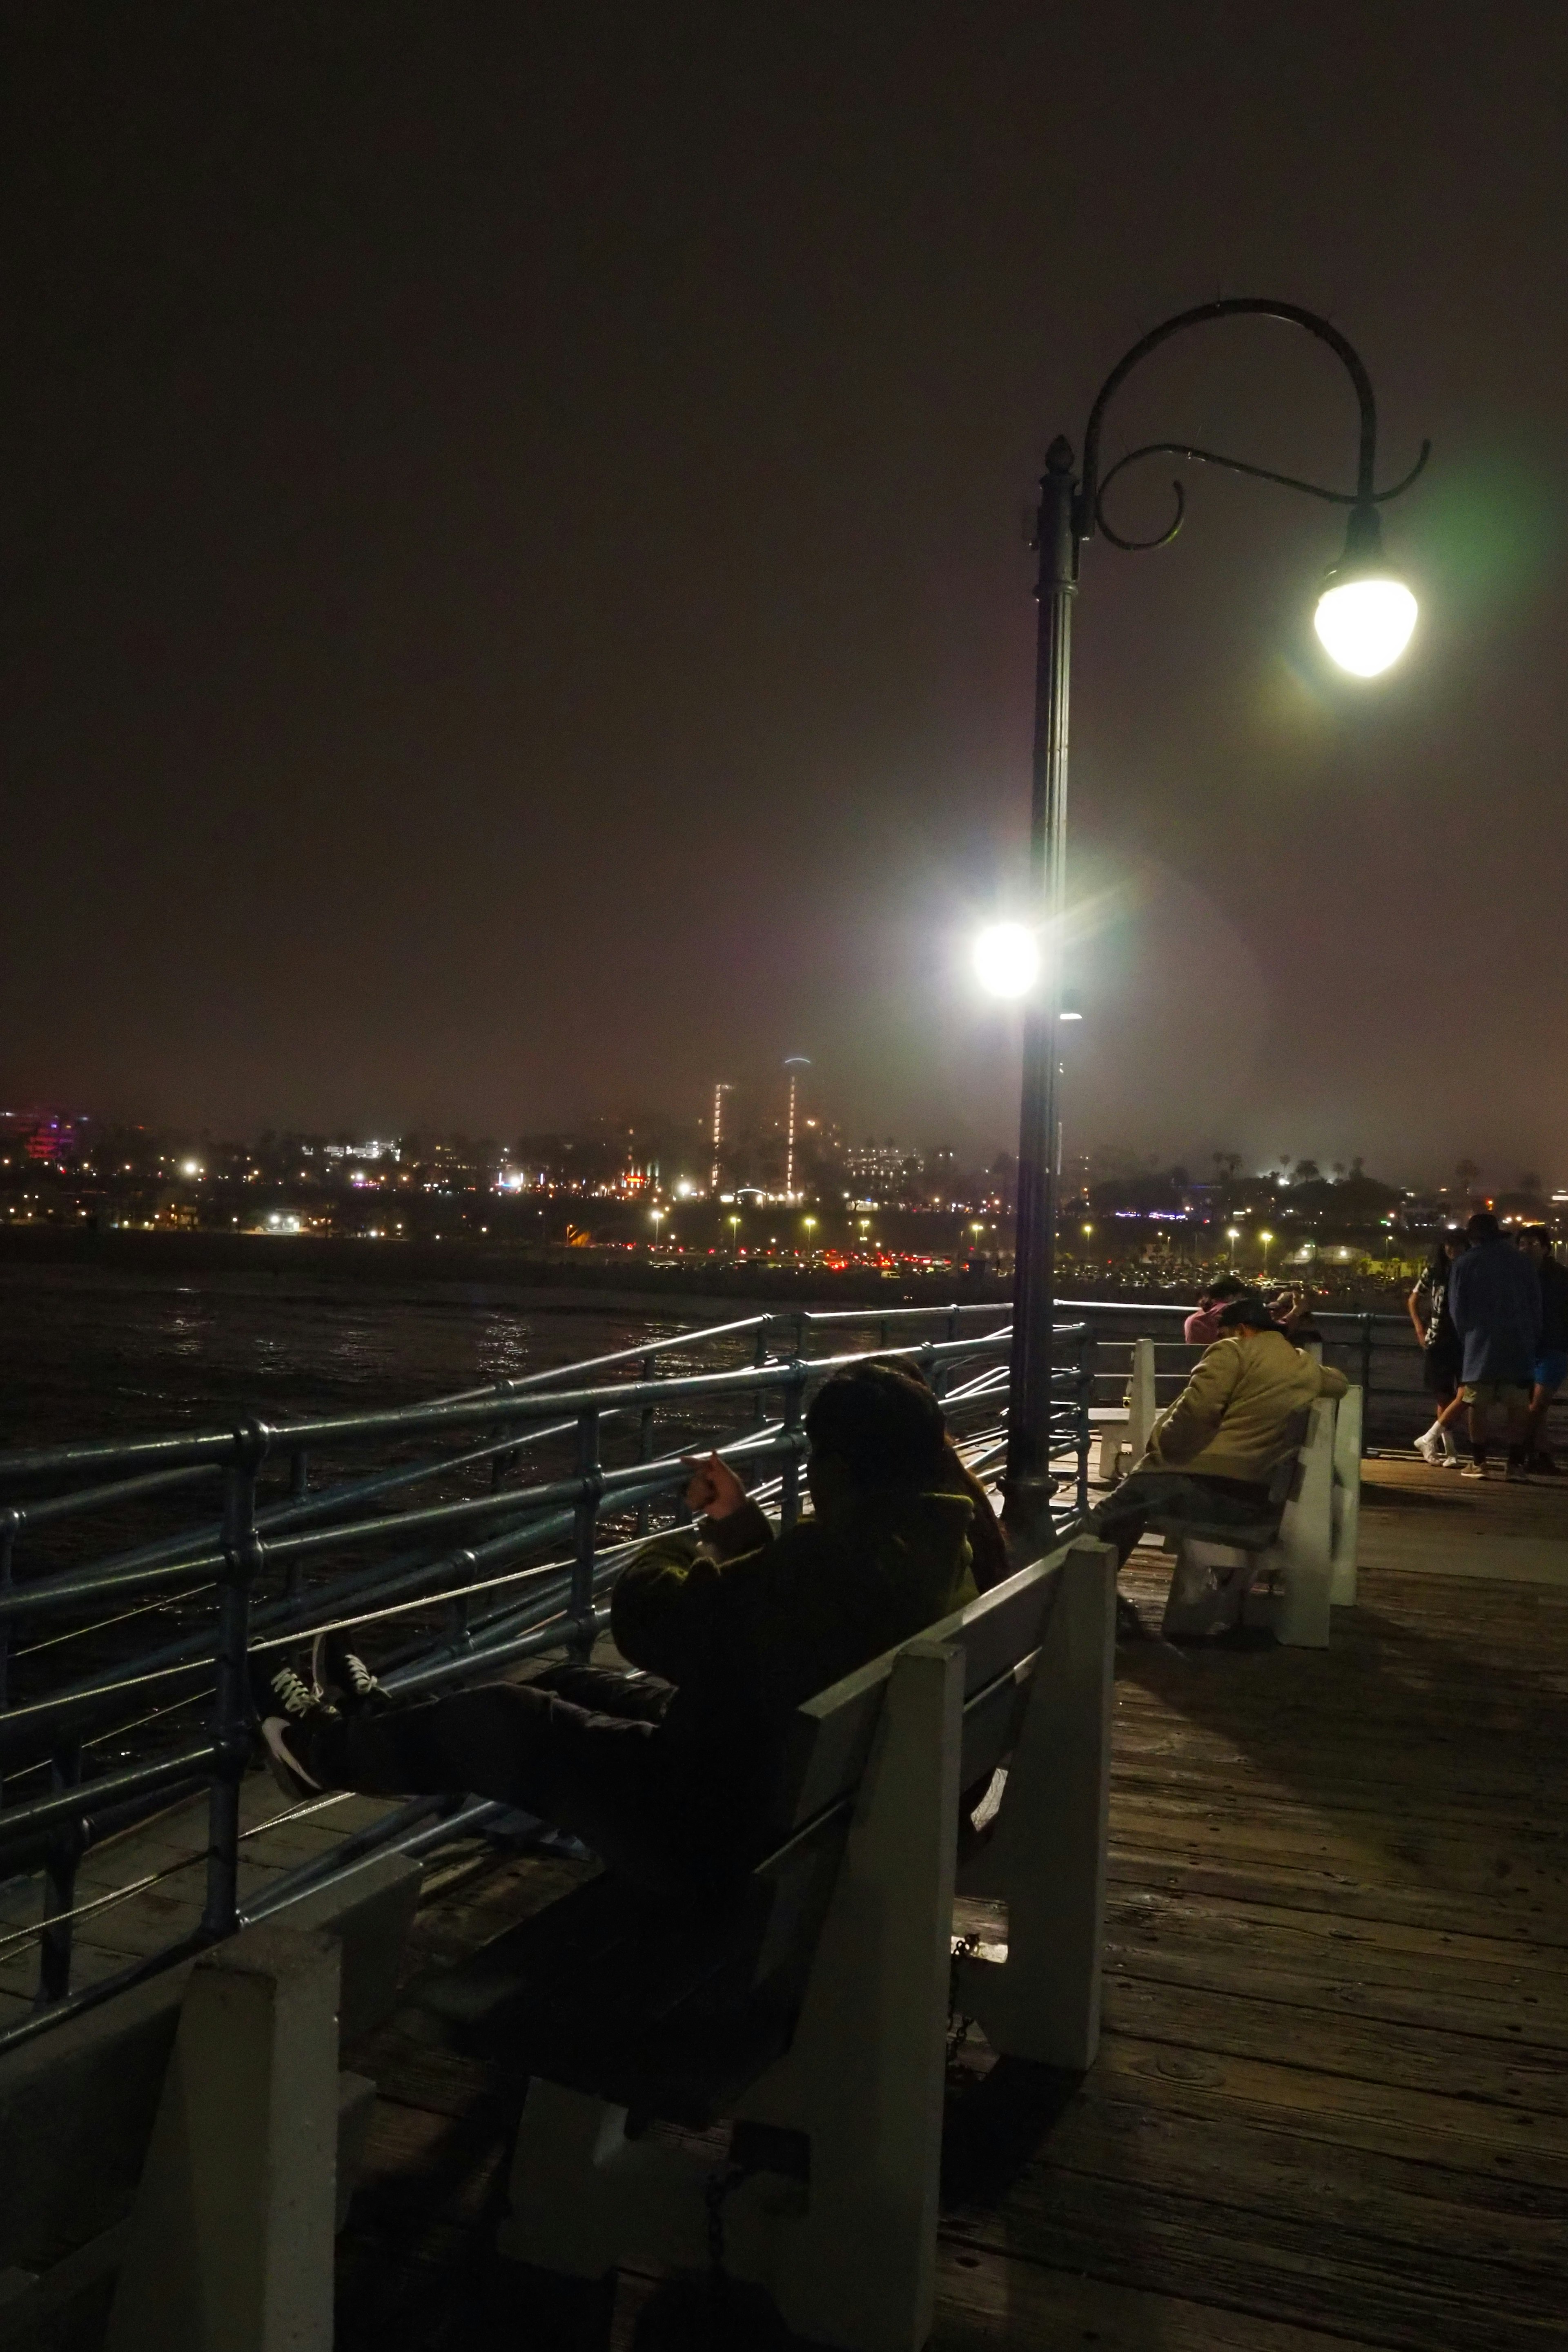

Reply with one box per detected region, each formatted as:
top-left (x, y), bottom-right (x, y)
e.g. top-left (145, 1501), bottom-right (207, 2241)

top-left (974, 922), bottom-right (1040, 998)
top-left (1313, 577), bottom-right (1417, 677)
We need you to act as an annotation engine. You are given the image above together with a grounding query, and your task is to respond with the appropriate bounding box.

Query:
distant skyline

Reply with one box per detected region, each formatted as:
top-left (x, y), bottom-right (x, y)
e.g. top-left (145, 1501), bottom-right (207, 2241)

top-left (2, 1094), bottom-right (1559, 1205)
top-left (3, 9), bottom-right (1567, 1171)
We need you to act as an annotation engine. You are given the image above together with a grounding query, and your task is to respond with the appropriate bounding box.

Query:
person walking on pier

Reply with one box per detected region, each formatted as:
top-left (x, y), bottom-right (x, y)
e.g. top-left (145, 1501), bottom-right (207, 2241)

top-left (1446, 1211), bottom-right (1541, 1480)
top-left (249, 1363), bottom-right (982, 1893)
top-left (1408, 1229), bottom-right (1469, 1466)
top-left (1518, 1225), bottom-right (1568, 1473)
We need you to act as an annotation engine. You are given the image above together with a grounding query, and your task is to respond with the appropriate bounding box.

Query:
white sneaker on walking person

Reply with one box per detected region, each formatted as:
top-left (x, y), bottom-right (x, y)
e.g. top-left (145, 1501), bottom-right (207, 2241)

top-left (1414, 1426), bottom-right (1443, 1464)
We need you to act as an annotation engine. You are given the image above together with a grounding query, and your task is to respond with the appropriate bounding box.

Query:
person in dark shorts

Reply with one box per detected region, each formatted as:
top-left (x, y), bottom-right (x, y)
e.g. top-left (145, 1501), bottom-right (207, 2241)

top-left (1447, 1212), bottom-right (1541, 1481)
top-left (1519, 1225), bottom-right (1568, 1473)
top-left (249, 1362), bottom-right (983, 1894)
top-left (1091, 1292), bottom-right (1348, 1630)
top-left (1407, 1229), bottom-right (1469, 1466)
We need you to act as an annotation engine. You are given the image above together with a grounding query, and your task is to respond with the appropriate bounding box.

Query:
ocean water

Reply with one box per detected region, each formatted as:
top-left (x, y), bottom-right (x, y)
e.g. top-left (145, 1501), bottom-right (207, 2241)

top-left (0, 1263), bottom-right (715, 1458)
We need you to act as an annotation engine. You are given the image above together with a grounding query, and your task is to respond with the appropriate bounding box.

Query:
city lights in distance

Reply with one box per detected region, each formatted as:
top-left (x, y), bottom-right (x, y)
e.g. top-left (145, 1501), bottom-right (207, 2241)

top-left (1313, 575), bottom-right (1417, 677)
top-left (973, 923), bottom-right (1039, 999)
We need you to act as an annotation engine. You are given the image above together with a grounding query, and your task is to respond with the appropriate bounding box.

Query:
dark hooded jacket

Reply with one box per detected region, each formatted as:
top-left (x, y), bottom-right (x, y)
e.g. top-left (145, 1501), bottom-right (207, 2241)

top-left (612, 1480), bottom-right (979, 1771)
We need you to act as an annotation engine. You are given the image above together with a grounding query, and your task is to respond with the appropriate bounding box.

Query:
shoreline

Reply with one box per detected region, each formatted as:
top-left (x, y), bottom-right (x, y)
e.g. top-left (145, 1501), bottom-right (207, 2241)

top-left (0, 1227), bottom-right (1408, 1318)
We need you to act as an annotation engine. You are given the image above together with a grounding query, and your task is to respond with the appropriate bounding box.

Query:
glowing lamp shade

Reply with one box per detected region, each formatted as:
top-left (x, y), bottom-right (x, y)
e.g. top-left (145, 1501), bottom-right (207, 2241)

top-left (1313, 502), bottom-right (1417, 677)
top-left (1314, 575), bottom-right (1417, 676)
top-left (974, 922), bottom-right (1040, 999)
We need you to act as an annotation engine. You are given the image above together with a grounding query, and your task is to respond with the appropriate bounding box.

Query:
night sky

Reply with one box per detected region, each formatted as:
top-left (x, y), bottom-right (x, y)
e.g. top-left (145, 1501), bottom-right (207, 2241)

top-left (3, 4), bottom-right (1565, 1185)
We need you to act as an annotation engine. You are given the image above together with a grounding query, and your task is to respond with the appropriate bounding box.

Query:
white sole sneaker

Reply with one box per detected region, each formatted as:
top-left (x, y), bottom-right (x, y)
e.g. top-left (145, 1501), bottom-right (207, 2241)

top-left (1414, 1437), bottom-right (1443, 1463)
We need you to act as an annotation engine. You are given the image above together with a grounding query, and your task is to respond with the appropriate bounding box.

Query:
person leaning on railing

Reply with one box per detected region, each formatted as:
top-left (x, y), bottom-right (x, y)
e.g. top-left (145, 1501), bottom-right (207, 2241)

top-left (249, 1363), bottom-right (985, 1895)
top-left (1090, 1292), bottom-right (1348, 1619)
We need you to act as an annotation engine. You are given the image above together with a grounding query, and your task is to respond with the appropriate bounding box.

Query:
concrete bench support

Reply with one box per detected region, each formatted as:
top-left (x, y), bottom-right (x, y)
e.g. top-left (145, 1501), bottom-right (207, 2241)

top-left (106, 1925), bottom-right (341, 2352)
top-left (1330, 1383), bottom-right (1363, 1606)
top-left (953, 1539), bottom-right (1116, 2068)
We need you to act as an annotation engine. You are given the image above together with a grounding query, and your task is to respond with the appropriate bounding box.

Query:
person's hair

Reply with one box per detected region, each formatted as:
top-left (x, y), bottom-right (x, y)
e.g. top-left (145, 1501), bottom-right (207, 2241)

top-left (805, 1361), bottom-right (948, 1489)
top-left (1216, 1291), bottom-right (1276, 1332)
top-left (1197, 1274), bottom-right (1247, 1308)
top-left (1428, 1229), bottom-right (1468, 1281)
top-left (1466, 1211), bottom-right (1501, 1242)
top-left (1522, 1224), bottom-right (1553, 1251)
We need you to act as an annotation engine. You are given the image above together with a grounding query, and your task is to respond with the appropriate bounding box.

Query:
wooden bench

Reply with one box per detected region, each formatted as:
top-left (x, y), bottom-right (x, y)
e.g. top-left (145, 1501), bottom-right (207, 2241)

top-left (414, 1535), bottom-right (1118, 2352)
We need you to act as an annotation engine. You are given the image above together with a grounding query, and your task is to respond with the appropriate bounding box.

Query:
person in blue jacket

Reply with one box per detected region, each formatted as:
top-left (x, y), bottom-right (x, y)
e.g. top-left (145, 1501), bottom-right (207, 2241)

top-left (1446, 1212), bottom-right (1541, 1480)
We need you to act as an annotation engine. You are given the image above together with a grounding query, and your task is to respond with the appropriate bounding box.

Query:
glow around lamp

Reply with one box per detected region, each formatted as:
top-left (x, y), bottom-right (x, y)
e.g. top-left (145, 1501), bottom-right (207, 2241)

top-left (1313, 503), bottom-right (1417, 677)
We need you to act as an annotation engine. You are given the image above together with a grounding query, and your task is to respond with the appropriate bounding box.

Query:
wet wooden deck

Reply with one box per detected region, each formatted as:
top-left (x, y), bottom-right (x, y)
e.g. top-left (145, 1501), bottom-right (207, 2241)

top-left (332, 1455), bottom-right (1568, 2350)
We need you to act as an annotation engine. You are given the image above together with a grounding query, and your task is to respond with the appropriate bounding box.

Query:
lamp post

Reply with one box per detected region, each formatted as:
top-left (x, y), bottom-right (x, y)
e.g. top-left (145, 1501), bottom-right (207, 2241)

top-left (1000, 298), bottom-right (1428, 1541)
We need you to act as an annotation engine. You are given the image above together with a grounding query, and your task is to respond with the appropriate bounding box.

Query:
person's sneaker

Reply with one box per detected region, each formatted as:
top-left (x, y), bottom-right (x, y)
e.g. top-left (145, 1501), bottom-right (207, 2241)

top-left (249, 1654), bottom-right (335, 1799)
top-left (311, 1627), bottom-right (390, 1715)
top-left (1413, 1429), bottom-right (1443, 1464)
top-left (1460, 1461), bottom-right (1489, 1480)
top-left (1441, 1450), bottom-right (1464, 1468)
top-left (1505, 1457), bottom-right (1530, 1483)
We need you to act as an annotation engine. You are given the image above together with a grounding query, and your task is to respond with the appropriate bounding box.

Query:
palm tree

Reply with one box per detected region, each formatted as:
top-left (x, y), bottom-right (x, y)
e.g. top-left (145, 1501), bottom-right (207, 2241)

top-left (1455, 1158), bottom-right (1481, 1202)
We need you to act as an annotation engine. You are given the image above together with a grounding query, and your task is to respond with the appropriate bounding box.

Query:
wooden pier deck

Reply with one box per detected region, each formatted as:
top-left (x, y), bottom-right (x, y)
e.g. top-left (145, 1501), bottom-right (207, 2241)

top-left (327, 1456), bottom-right (1568, 2350)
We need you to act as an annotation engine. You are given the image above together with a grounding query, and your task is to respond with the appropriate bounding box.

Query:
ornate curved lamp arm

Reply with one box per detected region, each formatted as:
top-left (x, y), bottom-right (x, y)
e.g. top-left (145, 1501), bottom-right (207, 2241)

top-left (1075, 296), bottom-right (1413, 553)
top-left (1094, 433), bottom-right (1432, 553)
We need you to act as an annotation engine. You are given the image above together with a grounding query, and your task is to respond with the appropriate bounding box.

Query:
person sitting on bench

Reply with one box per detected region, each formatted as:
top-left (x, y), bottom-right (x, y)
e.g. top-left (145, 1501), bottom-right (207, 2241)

top-left (1091, 1290), bottom-right (1347, 1584)
top-left (250, 1362), bottom-right (982, 1894)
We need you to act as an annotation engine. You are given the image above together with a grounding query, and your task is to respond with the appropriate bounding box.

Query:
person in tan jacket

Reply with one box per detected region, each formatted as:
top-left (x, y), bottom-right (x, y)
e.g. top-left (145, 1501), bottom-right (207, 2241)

top-left (1092, 1292), bottom-right (1348, 1575)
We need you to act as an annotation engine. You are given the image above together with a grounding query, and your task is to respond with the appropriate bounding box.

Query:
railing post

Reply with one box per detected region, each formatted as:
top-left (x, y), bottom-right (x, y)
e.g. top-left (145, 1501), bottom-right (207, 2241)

top-left (635, 1352), bottom-right (656, 1536)
top-left (571, 1411), bottom-right (602, 1657)
top-left (445, 1548), bottom-right (477, 1655)
top-left (201, 1419), bottom-right (269, 1944)
top-left (780, 1364), bottom-right (806, 1531)
top-left (0, 1513), bottom-right (16, 1783)
top-left (36, 1738), bottom-right (84, 2006)
top-left (753, 1326), bottom-right (770, 1427)
top-left (1077, 1328), bottom-right (1096, 1516)
top-left (1359, 1314), bottom-right (1374, 1455)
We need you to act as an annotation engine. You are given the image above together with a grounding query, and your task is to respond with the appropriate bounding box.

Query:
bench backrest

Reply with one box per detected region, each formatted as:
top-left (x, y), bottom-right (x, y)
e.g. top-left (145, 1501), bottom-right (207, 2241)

top-left (744, 1544), bottom-right (1069, 2009)
top-left (771, 1542), bottom-right (1066, 1837)
top-left (1265, 1405), bottom-right (1314, 1508)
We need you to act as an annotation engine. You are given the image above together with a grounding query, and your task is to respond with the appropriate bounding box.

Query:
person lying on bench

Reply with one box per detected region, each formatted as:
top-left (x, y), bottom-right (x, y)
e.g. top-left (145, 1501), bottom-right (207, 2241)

top-left (1091, 1290), bottom-right (1347, 1602)
top-left (250, 1362), bottom-right (982, 1894)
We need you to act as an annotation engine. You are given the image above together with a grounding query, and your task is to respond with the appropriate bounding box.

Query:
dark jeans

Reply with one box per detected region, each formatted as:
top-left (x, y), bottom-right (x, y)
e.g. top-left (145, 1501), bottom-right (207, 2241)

top-left (1091, 1469), bottom-right (1274, 1570)
top-left (294, 1664), bottom-right (735, 1894)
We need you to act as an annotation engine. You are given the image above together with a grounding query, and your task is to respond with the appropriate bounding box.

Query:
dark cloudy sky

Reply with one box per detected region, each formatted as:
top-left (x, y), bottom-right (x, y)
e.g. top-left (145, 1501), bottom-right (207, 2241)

top-left (2, 3), bottom-right (1565, 1187)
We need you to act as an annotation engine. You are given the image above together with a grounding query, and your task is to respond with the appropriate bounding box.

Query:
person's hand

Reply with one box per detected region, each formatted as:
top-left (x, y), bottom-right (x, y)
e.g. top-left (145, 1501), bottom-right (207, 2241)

top-left (681, 1451), bottom-right (749, 1521)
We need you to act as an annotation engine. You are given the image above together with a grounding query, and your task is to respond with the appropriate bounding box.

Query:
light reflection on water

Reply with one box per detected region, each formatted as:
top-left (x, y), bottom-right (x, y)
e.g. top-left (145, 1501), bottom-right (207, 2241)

top-left (0, 1263), bottom-right (710, 1453)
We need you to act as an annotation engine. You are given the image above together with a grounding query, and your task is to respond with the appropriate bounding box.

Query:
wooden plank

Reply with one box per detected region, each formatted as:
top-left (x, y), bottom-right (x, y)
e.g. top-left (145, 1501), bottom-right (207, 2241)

top-left (947, 2074), bottom-right (1568, 2270)
top-left (1101, 1972), bottom-right (1568, 2116)
top-left (1086, 2028), bottom-right (1568, 2187)
top-left (1105, 1937), bottom-right (1568, 2056)
top-left (1106, 1847), bottom-right (1568, 1949)
top-left (928, 2241), bottom-right (1393, 2352)
top-left (946, 2171), bottom-right (1561, 2352)
top-left (1104, 1887), bottom-right (1568, 2020)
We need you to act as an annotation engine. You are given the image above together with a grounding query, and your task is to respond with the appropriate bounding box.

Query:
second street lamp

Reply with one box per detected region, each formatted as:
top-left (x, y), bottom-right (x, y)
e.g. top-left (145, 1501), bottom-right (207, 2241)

top-left (1002, 297), bottom-right (1429, 1542)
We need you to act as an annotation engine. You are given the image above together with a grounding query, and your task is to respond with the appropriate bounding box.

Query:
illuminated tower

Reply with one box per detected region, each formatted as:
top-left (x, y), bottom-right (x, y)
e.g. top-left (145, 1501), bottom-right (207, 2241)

top-left (710, 1082), bottom-right (733, 1192)
top-left (784, 1058), bottom-right (811, 1199)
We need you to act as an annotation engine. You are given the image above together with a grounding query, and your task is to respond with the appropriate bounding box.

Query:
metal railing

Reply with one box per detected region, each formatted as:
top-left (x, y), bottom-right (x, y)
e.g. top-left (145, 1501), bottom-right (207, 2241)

top-left (0, 1302), bottom-right (1094, 2048)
